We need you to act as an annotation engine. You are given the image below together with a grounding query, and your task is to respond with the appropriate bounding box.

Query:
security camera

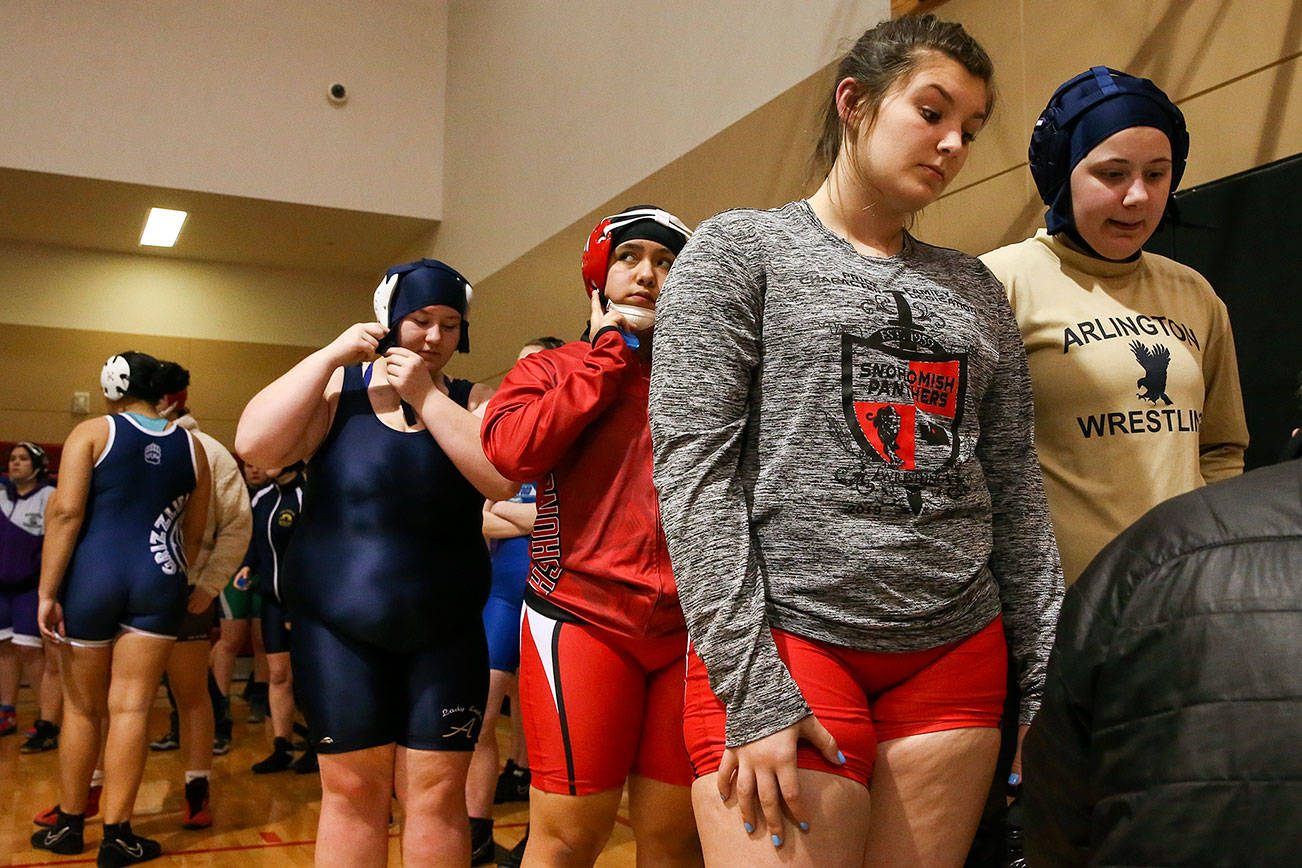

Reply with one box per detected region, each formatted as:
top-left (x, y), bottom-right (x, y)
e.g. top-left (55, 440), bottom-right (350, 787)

top-left (328, 83), bottom-right (348, 105)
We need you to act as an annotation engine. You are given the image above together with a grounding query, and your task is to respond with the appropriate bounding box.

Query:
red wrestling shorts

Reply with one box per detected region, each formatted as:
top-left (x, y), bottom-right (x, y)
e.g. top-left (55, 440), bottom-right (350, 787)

top-left (684, 616), bottom-right (1006, 786)
top-left (519, 603), bottom-right (693, 796)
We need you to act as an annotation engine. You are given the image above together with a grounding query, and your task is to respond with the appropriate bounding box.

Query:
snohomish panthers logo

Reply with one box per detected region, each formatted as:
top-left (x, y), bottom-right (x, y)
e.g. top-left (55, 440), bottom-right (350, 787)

top-left (838, 291), bottom-right (969, 514)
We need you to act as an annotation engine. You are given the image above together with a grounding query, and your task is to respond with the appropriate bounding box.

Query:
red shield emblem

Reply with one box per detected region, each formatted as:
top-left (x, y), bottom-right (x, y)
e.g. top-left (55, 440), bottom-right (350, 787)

top-left (841, 332), bottom-right (966, 473)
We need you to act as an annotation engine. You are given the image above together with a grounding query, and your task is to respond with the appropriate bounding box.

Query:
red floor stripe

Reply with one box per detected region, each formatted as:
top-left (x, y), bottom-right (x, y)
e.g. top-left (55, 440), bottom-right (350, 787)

top-left (260, 830), bottom-right (282, 843)
top-left (614, 813), bottom-right (632, 827)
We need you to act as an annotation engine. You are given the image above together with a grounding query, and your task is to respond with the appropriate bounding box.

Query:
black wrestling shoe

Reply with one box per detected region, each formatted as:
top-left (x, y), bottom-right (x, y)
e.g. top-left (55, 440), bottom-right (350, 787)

top-left (20, 718), bottom-right (60, 753)
top-left (251, 737), bottom-right (294, 774)
top-left (32, 818), bottom-right (85, 855)
top-left (97, 823), bottom-right (162, 866)
top-left (148, 728), bottom-right (180, 752)
top-left (494, 759), bottom-right (531, 803)
top-left (182, 777), bottom-right (212, 829)
top-left (470, 816), bottom-right (495, 866)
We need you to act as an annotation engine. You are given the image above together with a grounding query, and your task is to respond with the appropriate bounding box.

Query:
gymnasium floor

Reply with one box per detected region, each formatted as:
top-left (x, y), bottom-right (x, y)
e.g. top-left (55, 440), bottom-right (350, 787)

top-left (1, 686), bottom-right (638, 866)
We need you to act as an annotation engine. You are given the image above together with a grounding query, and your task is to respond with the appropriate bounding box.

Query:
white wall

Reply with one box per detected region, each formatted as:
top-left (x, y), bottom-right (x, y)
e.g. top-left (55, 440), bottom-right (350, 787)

top-left (0, 0), bottom-right (446, 219)
top-left (437, 0), bottom-right (890, 280)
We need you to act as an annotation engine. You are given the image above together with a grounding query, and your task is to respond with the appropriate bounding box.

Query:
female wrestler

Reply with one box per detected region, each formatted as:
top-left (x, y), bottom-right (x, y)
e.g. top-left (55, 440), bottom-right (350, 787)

top-left (32, 352), bottom-right (211, 866)
top-left (210, 461), bottom-right (272, 738)
top-left (980, 67), bottom-right (1247, 586)
top-left (465, 336), bottom-right (562, 864)
top-left (236, 259), bottom-right (515, 868)
top-left (243, 462), bottom-right (310, 776)
top-left (1, 442), bottom-right (57, 743)
top-left (649, 16), bottom-right (1062, 867)
top-left (152, 385), bottom-right (252, 829)
top-left (482, 208), bottom-right (703, 867)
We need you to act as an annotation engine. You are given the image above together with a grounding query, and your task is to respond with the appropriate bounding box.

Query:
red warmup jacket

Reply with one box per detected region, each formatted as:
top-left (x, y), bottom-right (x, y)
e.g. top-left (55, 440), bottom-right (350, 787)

top-left (480, 330), bottom-right (684, 639)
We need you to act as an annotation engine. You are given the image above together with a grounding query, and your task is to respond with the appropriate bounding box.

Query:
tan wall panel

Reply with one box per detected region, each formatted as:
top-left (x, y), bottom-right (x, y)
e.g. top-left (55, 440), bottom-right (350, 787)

top-left (1178, 54), bottom-right (1302, 187)
top-left (918, 167), bottom-right (1042, 256)
top-left (437, 0), bottom-right (891, 282)
top-left (1021, 0), bottom-right (1302, 133)
top-left (0, 239), bottom-right (366, 348)
top-left (0, 324), bottom-right (313, 451)
top-left (932, 0), bottom-right (1030, 188)
top-left (456, 66), bottom-right (846, 383)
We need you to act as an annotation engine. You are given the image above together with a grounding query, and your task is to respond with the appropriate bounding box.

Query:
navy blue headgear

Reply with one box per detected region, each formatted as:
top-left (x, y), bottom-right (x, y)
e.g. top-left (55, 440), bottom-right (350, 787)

top-left (372, 259), bottom-right (473, 354)
top-left (1029, 67), bottom-right (1188, 236)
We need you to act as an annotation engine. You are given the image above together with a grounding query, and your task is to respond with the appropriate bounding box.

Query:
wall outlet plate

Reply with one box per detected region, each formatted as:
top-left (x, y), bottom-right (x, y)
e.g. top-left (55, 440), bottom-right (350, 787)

top-left (72, 391), bottom-right (90, 414)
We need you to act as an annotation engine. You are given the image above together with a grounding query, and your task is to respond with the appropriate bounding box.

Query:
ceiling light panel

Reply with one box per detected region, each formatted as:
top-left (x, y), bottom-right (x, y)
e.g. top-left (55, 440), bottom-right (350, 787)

top-left (140, 207), bottom-right (187, 247)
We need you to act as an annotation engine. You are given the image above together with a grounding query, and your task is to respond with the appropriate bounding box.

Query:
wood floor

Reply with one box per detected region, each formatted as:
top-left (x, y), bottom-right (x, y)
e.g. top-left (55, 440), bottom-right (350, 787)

top-left (0, 687), bottom-right (638, 867)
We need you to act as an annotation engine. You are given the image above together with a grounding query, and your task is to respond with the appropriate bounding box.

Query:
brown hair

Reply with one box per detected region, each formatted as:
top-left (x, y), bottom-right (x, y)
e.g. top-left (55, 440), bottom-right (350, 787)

top-left (810, 14), bottom-right (995, 183)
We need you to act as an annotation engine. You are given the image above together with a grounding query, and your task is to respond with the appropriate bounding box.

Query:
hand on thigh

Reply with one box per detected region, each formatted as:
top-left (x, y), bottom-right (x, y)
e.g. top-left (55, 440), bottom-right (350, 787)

top-left (693, 770), bottom-right (868, 867)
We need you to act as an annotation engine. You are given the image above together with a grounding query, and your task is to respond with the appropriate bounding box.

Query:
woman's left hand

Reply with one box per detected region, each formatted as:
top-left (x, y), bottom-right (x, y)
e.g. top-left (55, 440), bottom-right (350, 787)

top-left (37, 597), bottom-right (65, 643)
top-left (382, 348), bottom-right (438, 407)
top-left (187, 585), bottom-right (217, 614)
top-left (1008, 723), bottom-right (1030, 803)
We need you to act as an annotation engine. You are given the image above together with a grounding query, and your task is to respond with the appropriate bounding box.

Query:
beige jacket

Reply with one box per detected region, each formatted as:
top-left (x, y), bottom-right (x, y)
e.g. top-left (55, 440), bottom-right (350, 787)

top-left (176, 414), bottom-right (252, 596)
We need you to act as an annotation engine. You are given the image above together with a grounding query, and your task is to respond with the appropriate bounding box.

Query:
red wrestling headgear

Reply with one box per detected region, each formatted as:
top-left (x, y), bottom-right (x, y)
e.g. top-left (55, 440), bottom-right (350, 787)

top-left (580, 206), bottom-right (692, 296)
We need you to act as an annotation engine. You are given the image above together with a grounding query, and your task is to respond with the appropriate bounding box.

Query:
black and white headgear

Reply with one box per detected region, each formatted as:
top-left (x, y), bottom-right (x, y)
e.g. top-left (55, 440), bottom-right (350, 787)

top-left (100, 354), bottom-right (132, 401)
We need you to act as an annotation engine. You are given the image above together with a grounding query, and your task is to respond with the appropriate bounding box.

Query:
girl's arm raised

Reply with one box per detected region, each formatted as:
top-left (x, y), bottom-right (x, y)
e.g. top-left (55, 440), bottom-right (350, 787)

top-left (236, 322), bottom-right (386, 467)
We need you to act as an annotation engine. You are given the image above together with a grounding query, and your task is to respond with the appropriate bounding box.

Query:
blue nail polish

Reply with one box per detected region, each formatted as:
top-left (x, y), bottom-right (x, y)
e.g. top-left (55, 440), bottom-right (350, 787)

top-left (719, 792), bottom-right (726, 801)
top-left (837, 751), bottom-right (846, 764)
top-left (799, 821), bottom-right (809, 832)
top-left (772, 835), bottom-right (782, 847)
top-left (1008, 772), bottom-right (1022, 787)
top-left (744, 822), bottom-right (754, 834)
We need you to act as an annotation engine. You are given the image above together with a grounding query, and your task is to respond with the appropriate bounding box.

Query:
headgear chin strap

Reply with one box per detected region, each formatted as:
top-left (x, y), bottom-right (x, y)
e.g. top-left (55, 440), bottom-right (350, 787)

top-left (580, 207), bottom-right (693, 296)
top-left (1029, 66), bottom-right (1188, 236)
top-left (372, 259), bottom-right (473, 354)
top-left (101, 354), bottom-right (132, 401)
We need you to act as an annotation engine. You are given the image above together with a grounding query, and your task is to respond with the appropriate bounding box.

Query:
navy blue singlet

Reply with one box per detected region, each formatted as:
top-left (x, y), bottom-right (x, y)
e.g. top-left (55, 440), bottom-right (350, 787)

top-left (247, 475), bottom-right (305, 604)
top-left (62, 414), bottom-right (197, 643)
top-left (283, 365), bottom-right (490, 654)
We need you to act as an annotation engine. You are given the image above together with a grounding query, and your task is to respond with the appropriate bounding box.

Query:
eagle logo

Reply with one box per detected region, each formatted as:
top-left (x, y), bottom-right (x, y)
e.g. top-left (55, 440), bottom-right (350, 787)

top-left (1129, 340), bottom-right (1173, 405)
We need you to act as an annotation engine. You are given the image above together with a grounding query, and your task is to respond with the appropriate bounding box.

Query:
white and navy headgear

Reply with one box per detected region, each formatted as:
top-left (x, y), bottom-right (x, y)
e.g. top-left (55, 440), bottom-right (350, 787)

top-left (372, 259), bottom-right (473, 353)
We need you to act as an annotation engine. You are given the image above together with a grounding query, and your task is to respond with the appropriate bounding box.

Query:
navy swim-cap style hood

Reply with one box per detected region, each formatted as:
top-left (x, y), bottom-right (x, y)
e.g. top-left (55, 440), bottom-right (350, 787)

top-left (373, 259), bottom-right (473, 354)
top-left (1029, 66), bottom-right (1188, 237)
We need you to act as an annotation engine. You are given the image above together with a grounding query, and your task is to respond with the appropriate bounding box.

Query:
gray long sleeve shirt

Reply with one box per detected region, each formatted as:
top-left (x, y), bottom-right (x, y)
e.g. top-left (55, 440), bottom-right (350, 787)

top-left (649, 202), bottom-right (1063, 747)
